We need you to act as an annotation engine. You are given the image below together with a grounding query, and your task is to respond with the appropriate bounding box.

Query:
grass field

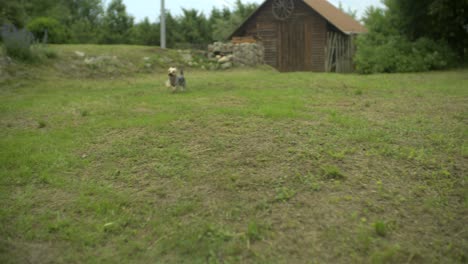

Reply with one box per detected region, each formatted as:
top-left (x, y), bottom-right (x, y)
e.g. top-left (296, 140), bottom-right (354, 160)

top-left (1, 45), bottom-right (467, 263)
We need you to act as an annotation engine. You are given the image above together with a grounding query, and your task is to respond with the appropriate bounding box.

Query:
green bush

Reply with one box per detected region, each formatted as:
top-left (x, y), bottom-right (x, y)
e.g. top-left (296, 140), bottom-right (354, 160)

top-left (355, 33), bottom-right (457, 74)
top-left (27, 17), bottom-right (68, 44)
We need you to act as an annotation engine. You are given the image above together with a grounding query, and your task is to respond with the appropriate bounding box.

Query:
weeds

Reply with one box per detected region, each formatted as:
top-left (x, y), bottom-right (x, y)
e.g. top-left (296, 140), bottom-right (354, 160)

top-left (80, 110), bottom-right (89, 117)
top-left (275, 187), bottom-right (296, 202)
top-left (374, 221), bottom-right (387, 237)
top-left (321, 165), bottom-right (346, 180)
top-left (37, 120), bottom-right (46, 128)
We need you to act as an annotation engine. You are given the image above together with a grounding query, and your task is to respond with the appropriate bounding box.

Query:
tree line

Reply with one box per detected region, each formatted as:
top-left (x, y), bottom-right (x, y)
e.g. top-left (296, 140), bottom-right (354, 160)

top-left (0, 0), bottom-right (258, 48)
top-left (2, 0), bottom-right (466, 73)
top-left (355, 0), bottom-right (467, 73)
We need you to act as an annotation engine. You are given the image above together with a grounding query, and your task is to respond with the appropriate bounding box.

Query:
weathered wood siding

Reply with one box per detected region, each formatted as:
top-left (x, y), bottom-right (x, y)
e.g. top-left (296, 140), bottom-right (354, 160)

top-left (231, 0), bottom-right (327, 72)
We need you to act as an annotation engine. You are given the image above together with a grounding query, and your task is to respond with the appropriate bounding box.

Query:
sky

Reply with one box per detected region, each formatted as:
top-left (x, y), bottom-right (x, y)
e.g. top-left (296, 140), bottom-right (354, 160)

top-left (120, 0), bottom-right (385, 22)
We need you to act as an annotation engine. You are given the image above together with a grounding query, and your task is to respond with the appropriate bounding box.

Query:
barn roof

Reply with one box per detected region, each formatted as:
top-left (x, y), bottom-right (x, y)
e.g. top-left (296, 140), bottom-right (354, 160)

top-left (229, 0), bottom-right (367, 38)
top-left (303, 0), bottom-right (367, 34)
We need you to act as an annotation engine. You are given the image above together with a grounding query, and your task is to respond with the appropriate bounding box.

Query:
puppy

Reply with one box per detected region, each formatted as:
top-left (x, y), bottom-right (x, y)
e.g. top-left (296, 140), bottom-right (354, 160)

top-left (166, 67), bottom-right (186, 92)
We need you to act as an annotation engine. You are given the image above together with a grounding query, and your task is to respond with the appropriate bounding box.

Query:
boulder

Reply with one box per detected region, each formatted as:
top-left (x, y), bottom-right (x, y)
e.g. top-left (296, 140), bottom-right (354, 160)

top-left (74, 51), bottom-right (85, 57)
top-left (181, 52), bottom-right (193, 63)
top-left (218, 56), bottom-right (231, 63)
top-left (220, 62), bottom-right (232, 70)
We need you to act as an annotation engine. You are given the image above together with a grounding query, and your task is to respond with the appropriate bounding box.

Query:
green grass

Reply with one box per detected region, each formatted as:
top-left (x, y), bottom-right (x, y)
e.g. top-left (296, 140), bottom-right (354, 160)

top-left (1, 45), bottom-right (467, 263)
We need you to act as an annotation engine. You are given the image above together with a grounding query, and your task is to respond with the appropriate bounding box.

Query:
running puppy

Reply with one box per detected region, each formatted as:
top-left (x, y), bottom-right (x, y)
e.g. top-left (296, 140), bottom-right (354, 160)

top-left (166, 67), bottom-right (186, 92)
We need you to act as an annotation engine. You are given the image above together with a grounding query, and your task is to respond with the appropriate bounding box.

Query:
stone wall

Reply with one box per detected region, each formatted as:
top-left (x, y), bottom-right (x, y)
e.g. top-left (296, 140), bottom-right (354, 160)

top-left (207, 42), bottom-right (264, 69)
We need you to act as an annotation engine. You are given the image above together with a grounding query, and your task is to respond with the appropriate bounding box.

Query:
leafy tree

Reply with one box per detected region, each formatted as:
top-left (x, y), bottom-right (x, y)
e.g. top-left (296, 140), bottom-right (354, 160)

top-left (130, 17), bottom-right (160, 46)
top-left (0, 0), bottom-right (27, 28)
top-left (209, 7), bottom-right (223, 25)
top-left (354, 3), bottom-right (457, 73)
top-left (165, 11), bottom-right (184, 48)
top-left (24, 0), bottom-right (71, 23)
top-left (177, 9), bottom-right (211, 46)
top-left (338, 1), bottom-right (358, 20)
top-left (100, 0), bottom-right (134, 44)
top-left (212, 14), bottom-right (243, 41)
top-left (232, 0), bottom-right (257, 19)
top-left (66, 0), bottom-right (103, 24)
top-left (221, 7), bottom-right (232, 20)
top-left (27, 17), bottom-right (68, 43)
top-left (69, 18), bottom-right (101, 43)
top-left (210, 0), bottom-right (258, 41)
top-left (383, 0), bottom-right (468, 57)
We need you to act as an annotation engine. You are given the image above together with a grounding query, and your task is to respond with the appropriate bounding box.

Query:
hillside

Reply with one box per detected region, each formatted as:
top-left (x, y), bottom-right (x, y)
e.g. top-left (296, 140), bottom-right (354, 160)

top-left (0, 44), bottom-right (212, 82)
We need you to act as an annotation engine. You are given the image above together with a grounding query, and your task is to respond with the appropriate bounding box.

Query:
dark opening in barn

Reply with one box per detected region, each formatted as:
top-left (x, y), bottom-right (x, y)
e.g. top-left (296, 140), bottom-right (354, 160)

top-left (229, 0), bottom-right (367, 72)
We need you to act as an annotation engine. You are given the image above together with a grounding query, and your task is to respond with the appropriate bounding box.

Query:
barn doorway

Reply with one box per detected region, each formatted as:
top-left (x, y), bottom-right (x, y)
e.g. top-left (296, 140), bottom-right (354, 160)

top-left (277, 19), bottom-right (315, 72)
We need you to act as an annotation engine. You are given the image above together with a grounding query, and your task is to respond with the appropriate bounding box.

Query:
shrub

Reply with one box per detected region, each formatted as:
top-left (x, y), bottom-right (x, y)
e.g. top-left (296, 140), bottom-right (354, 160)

top-left (355, 34), bottom-right (457, 74)
top-left (27, 17), bottom-right (68, 44)
top-left (0, 24), bottom-right (34, 60)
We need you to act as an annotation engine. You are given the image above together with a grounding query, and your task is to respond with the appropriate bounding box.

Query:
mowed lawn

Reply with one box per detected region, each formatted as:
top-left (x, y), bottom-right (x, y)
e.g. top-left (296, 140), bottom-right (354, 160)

top-left (1, 65), bottom-right (467, 263)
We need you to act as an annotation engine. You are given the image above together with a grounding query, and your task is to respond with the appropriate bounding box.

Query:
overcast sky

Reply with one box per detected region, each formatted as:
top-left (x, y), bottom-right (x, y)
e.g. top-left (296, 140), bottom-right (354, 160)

top-left (120, 0), bottom-right (385, 22)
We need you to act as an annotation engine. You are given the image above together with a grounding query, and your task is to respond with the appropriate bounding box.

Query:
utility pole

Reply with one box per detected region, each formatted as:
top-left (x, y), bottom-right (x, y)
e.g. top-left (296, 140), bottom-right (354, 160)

top-left (160, 0), bottom-right (166, 49)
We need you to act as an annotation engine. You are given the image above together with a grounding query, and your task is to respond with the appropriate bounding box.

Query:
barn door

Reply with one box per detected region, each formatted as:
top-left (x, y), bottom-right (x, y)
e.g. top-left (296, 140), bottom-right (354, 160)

top-left (277, 20), bottom-right (313, 72)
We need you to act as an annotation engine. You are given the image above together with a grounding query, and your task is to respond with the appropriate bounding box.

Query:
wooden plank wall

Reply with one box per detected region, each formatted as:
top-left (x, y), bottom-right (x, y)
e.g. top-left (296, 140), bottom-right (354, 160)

top-left (303, 8), bottom-right (327, 72)
top-left (252, 1), bottom-right (278, 68)
top-left (231, 0), bottom-right (328, 72)
top-left (325, 31), bottom-right (355, 73)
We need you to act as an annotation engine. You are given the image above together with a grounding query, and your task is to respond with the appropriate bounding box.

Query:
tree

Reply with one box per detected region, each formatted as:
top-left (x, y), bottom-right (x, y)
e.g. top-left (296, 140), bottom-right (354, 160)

top-left (210, 0), bottom-right (258, 41)
top-left (383, 0), bottom-right (468, 57)
top-left (129, 17), bottom-right (160, 46)
top-left (66, 0), bottom-right (104, 43)
top-left (24, 0), bottom-right (71, 23)
top-left (165, 11), bottom-right (183, 48)
top-left (338, 1), bottom-right (358, 20)
top-left (0, 0), bottom-right (27, 28)
top-left (100, 0), bottom-right (134, 44)
top-left (212, 14), bottom-right (243, 41)
top-left (354, 3), bottom-right (458, 73)
top-left (232, 0), bottom-right (257, 19)
top-left (66, 0), bottom-right (103, 24)
top-left (27, 17), bottom-right (68, 43)
top-left (178, 9), bottom-right (211, 47)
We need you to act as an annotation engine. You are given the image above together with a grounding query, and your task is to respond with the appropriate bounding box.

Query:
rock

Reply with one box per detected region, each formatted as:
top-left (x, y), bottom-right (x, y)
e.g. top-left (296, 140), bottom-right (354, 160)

top-left (181, 53), bottom-right (193, 63)
top-left (74, 51), bottom-right (85, 57)
top-left (207, 41), bottom-right (265, 70)
top-left (220, 62), bottom-right (232, 70)
top-left (84, 57), bottom-right (96, 65)
top-left (218, 56), bottom-right (231, 63)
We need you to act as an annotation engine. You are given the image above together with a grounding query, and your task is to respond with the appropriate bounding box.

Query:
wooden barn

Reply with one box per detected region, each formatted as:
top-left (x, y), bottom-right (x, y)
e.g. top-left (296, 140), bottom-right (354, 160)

top-left (229, 0), bottom-right (367, 72)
